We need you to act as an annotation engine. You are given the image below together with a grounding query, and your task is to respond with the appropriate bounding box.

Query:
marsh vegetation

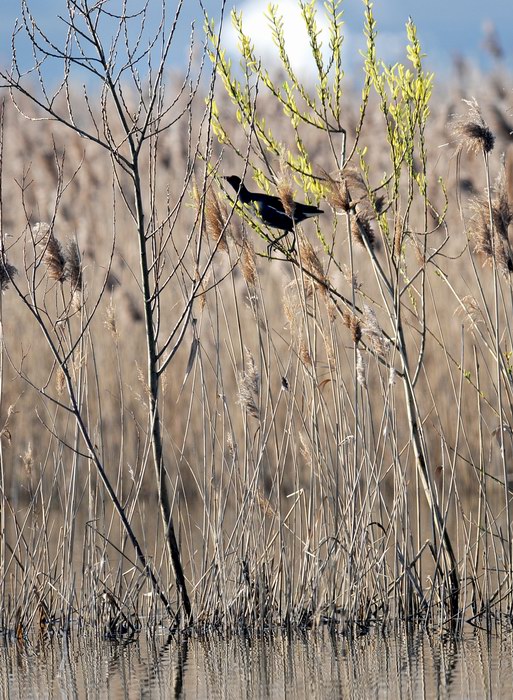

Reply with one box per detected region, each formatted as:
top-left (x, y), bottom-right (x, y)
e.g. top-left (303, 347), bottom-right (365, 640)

top-left (0, 0), bottom-right (512, 641)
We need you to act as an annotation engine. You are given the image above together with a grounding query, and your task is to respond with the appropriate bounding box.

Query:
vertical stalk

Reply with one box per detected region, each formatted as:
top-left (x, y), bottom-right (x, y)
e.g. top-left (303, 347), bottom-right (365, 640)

top-left (483, 151), bottom-right (511, 597)
top-left (397, 322), bottom-right (459, 622)
top-left (0, 101), bottom-right (7, 630)
top-left (132, 165), bottom-right (192, 623)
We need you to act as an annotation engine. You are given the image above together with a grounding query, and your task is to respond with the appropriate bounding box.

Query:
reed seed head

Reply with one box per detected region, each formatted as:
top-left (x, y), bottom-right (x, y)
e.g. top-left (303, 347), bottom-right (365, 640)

top-left (322, 167), bottom-right (368, 213)
top-left (56, 367), bottom-right (66, 396)
top-left (356, 349), bottom-right (367, 388)
top-left (470, 170), bottom-right (513, 274)
top-left (277, 159), bottom-right (296, 218)
top-left (283, 282), bottom-right (301, 334)
top-left (351, 211), bottom-right (375, 251)
top-left (65, 240), bottom-right (82, 292)
top-left (342, 309), bottom-right (362, 345)
top-left (65, 240), bottom-right (83, 311)
top-left (205, 186), bottom-right (229, 253)
top-left (363, 304), bottom-right (390, 357)
top-left (324, 172), bottom-right (351, 212)
top-left (506, 145), bottom-right (513, 211)
top-left (226, 431), bottom-right (236, 457)
top-left (299, 337), bottom-right (312, 366)
top-left (460, 294), bottom-right (481, 324)
top-left (482, 21), bottom-right (503, 61)
top-left (240, 237), bottom-right (257, 288)
top-left (493, 167), bottom-right (512, 233)
top-left (298, 232), bottom-right (327, 297)
top-left (452, 98), bottom-right (495, 155)
top-left (0, 258), bottom-right (17, 291)
top-left (21, 443), bottom-right (33, 478)
top-left (237, 348), bottom-right (260, 418)
top-left (105, 298), bottom-right (118, 339)
top-left (36, 223), bottom-right (66, 282)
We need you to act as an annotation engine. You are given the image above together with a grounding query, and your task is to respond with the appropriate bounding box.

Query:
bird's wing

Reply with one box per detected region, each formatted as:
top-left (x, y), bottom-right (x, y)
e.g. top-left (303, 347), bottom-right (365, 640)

top-left (298, 202), bottom-right (324, 215)
top-left (251, 199), bottom-right (292, 230)
top-left (255, 196), bottom-right (286, 216)
top-left (259, 195), bottom-right (322, 218)
top-left (297, 208), bottom-right (323, 219)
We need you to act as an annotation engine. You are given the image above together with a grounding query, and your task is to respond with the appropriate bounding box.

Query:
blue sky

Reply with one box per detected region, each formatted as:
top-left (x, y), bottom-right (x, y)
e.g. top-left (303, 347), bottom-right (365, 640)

top-left (221, 0), bottom-right (512, 76)
top-left (0, 1), bottom-right (511, 81)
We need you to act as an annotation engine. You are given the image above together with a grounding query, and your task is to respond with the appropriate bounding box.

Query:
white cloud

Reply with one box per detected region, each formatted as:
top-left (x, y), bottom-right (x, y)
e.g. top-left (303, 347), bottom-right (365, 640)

top-left (223, 0), bottom-right (409, 81)
top-left (224, 0), bottom-right (340, 79)
top-left (376, 30), bottom-right (411, 66)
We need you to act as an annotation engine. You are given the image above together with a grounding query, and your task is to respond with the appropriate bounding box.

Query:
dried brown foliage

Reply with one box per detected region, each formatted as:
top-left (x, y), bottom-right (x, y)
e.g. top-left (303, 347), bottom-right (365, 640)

top-left (204, 186), bottom-right (230, 253)
top-left (276, 161), bottom-right (296, 218)
top-left (0, 258), bottom-right (17, 291)
top-left (237, 348), bottom-right (260, 418)
top-left (452, 98), bottom-right (495, 155)
top-left (36, 223), bottom-right (66, 282)
top-left (298, 232), bottom-right (327, 296)
top-left (470, 167), bottom-right (513, 273)
top-left (240, 237), bottom-right (257, 288)
top-left (351, 210), bottom-right (375, 251)
top-left (342, 309), bottom-right (362, 345)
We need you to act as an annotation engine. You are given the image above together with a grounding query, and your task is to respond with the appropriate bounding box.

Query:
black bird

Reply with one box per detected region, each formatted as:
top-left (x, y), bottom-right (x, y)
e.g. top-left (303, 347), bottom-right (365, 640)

top-left (224, 175), bottom-right (323, 232)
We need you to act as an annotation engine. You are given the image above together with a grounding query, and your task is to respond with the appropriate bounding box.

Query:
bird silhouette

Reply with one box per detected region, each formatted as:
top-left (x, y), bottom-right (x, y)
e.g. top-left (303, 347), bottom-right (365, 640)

top-left (224, 175), bottom-right (323, 232)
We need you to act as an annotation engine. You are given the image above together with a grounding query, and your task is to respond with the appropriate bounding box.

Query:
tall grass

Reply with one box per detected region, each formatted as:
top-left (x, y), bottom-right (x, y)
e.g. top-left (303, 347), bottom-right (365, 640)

top-left (0, 0), bottom-right (512, 639)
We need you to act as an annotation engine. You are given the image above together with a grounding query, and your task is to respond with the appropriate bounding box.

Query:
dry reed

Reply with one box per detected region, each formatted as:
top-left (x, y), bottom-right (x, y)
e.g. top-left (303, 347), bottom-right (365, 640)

top-left (2, 7), bottom-right (513, 639)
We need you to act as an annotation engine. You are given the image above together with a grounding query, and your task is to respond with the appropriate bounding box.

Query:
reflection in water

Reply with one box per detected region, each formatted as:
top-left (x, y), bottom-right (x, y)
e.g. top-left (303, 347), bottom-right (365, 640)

top-left (1, 629), bottom-right (513, 698)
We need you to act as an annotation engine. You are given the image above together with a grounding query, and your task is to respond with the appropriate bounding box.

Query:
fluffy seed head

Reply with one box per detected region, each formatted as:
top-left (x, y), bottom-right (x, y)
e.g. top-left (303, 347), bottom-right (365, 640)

top-left (237, 348), bottom-right (260, 418)
top-left (283, 282), bottom-right (301, 331)
top-left (470, 169), bottom-right (513, 274)
top-left (56, 367), bottom-right (66, 396)
top-left (299, 337), bottom-right (312, 366)
top-left (0, 258), bottom-right (17, 291)
top-left (323, 170), bottom-right (351, 212)
top-left (277, 160), bottom-right (296, 218)
top-left (36, 223), bottom-right (66, 282)
top-left (363, 304), bottom-right (390, 357)
top-left (452, 98), bottom-right (495, 155)
top-left (351, 211), bottom-right (375, 251)
top-left (298, 232), bottom-right (327, 297)
top-left (342, 309), bottom-right (362, 345)
top-left (322, 167), bottom-right (368, 213)
top-left (356, 349), bottom-right (367, 388)
top-left (105, 298), bottom-right (118, 339)
top-left (65, 240), bottom-right (82, 292)
top-left (65, 240), bottom-right (83, 311)
top-left (240, 237), bottom-right (257, 288)
top-left (204, 186), bottom-right (229, 253)
top-left (21, 443), bottom-right (33, 477)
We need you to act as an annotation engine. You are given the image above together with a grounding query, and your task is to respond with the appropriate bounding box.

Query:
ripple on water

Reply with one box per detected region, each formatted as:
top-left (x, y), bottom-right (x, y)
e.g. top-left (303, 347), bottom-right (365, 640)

top-left (2, 628), bottom-right (513, 699)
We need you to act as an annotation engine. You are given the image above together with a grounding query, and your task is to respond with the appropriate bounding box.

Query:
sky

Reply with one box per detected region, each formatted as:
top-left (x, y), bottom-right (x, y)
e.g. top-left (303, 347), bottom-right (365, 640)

top-left (0, 0), bottom-right (511, 84)
top-left (221, 0), bottom-right (512, 77)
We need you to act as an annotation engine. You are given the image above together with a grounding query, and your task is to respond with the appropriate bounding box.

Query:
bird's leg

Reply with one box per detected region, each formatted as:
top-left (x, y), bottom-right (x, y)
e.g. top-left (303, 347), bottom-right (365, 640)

top-left (286, 223), bottom-right (297, 254)
top-left (264, 233), bottom-right (284, 257)
top-left (288, 231), bottom-right (297, 254)
top-left (271, 229), bottom-right (295, 254)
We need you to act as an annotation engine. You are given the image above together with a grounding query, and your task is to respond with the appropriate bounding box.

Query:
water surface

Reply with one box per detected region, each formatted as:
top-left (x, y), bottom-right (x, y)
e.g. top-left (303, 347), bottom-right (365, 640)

top-left (2, 629), bottom-right (512, 698)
